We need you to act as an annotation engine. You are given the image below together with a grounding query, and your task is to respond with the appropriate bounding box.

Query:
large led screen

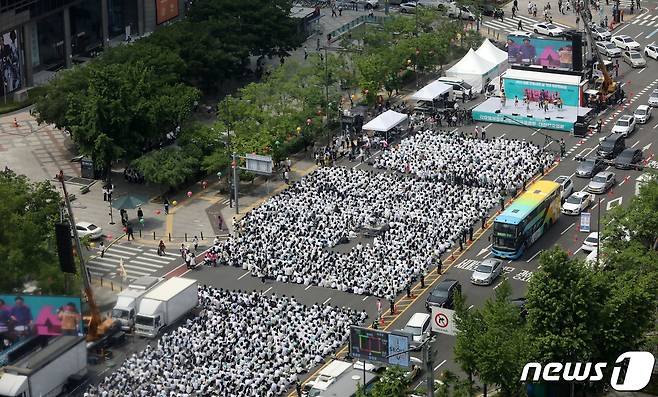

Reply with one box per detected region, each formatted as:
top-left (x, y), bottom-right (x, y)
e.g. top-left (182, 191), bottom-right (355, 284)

top-left (503, 78), bottom-right (580, 107)
top-left (507, 35), bottom-right (574, 71)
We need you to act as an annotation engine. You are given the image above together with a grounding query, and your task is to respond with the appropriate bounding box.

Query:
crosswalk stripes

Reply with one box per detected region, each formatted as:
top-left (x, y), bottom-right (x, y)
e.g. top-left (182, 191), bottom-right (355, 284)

top-left (632, 12), bottom-right (658, 27)
top-left (86, 242), bottom-right (180, 281)
top-left (455, 259), bottom-right (481, 271)
top-left (482, 14), bottom-right (570, 35)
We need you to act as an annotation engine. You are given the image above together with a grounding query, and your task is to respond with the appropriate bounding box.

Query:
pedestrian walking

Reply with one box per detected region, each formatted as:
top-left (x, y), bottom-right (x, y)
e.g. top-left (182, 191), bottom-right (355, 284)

top-left (481, 128), bottom-right (486, 140)
top-left (137, 206), bottom-right (144, 223)
top-left (469, 225), bottom-right (474, 242)
top-left (158, 240), bottom-right (166, 256)
top-left (438, 257), bottom-right (443, 274)
top-left (296, 381), bottom-right (302, 397)
top-left (316, 37), bottom-right (320, 51)
top-left (406, 281), bottom-right (412, 298)
top-left (99, 241), bottom-right (105, 258)
top-left (518, 19), bottom-right (523, 30)
top-left (389, 297), bottom-right (395, 315)
top-left (180, 243), bottom-right (188, 260)
top-left (284, 170), bottom-right (290, 184)
top-left (303, 47), bottom-right (308, 60)
top-left (481, 213), bottom-right (487, 229)
top-left (339, 5), bottom-right (343, 15)
top-left (126, 222), bottom-right (135, 241)
top-left (420, 271), bottom-right (425, 288)
top-left (192, 235), bottom-right (199, 252)
top-left (163, 198), bottom-right (170, 215)
top-left (218, 215), bottom-right (224, 230)
top-left (331, 6), bottom-right (337, 17)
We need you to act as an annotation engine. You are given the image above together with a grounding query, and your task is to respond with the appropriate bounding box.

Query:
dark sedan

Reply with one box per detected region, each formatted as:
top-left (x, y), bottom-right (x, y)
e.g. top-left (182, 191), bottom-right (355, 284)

top-left (576, 157), bottom-right (605, 178)
top-left (425, 279), bottom-right (461, 310)
top-left (614, 148), bottom-right (643, 169)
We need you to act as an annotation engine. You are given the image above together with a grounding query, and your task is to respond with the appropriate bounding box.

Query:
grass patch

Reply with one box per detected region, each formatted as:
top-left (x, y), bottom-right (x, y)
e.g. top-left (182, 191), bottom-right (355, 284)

top-left (0, 86), bottom-right (46, 115)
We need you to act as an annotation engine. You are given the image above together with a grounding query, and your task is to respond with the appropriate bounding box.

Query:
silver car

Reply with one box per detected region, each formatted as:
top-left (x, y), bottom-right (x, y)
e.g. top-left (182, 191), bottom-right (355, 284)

top-left (622, 50), bottom-right (646, 68)
top-left (649, 89), bottom-right (658, 107)
top-left (587, 171), bottom-right (616, 194)
top-left (595, 41), bottom-right (621, 58)
top-left (470, 258), bottom-right (503, 285)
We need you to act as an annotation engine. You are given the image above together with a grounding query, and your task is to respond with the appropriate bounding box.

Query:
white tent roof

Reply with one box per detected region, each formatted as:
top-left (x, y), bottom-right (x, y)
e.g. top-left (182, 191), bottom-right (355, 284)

top-left (447, 48), bottom-right (497, 75)
top-left (362, 110), bottom-right (408, 132)
top-left (475, 39), bottom-right (508, 66)
top-left (411, 81), bottom-right (453, 101)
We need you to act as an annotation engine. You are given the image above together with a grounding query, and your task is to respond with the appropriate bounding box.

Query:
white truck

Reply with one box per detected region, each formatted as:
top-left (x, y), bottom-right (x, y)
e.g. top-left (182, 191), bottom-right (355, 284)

top-left (134, 277), bottom-right (198, 338)
top-left (112, 276), bottom-right (163, 331)
top-left (303, 360), bottom-right (378, 397)
top-left (0, 336), bottom-right (87, 397)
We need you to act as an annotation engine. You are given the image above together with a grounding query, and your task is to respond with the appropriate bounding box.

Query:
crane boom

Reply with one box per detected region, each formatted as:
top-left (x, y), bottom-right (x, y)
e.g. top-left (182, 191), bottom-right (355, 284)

top-left (578, 7), bottom-right (617, 94)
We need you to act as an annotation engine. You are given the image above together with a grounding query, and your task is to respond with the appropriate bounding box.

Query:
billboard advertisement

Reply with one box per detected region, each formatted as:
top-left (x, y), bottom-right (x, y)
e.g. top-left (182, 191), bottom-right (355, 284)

top-left (503, 77), bottom-right (580, 107)
top-left (0, 295), bottom-right (83, 357)
top-left (156, 0), bottom-right (180, 25)
top-left (349, 326), bottom-right (411, 367)
top-left (472, 109), bottom-right (575, 132)
top-left (1, 30), bottom-right (22, 96)
top-left (507, 35), bottom-right (574, 71)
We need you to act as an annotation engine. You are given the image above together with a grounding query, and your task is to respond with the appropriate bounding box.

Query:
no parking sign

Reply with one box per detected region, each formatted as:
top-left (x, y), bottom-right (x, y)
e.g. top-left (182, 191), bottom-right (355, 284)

top-left (431, 307), bottom-right (457, 336)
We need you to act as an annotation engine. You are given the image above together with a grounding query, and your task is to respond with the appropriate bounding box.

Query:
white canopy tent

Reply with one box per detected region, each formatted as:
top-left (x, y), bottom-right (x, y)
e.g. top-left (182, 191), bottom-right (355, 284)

top-left (445, 48), bottom-right (498, 93)
top-left (475, 38), bottom-right (508, 74)
top-left (362, 110), bottom-right (408, 132)
top-left (411, 81), bottom-right (453, 101)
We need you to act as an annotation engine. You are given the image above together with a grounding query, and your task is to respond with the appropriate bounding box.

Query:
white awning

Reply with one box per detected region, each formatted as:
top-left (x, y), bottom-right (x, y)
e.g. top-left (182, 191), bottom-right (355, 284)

top-left (411, 81), bottom-right (453, 101)
top-left (475, 38), bottom-right (508, 66)
top-left (362, 110), bottom-right (409, 132)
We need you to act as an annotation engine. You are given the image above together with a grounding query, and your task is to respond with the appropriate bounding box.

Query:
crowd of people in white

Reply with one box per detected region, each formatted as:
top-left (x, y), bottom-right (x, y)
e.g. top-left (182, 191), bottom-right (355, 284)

top-left (202, 129), bottom-right (552, 298)
top-left (86, 286), bottom-right (366, 397)
top-left (375, 129), bottom-right (555, 193)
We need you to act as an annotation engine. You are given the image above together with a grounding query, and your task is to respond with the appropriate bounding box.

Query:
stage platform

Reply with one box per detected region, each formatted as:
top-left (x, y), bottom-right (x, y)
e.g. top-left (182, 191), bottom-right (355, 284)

top-left (472, 97), bottom-right (592, 132)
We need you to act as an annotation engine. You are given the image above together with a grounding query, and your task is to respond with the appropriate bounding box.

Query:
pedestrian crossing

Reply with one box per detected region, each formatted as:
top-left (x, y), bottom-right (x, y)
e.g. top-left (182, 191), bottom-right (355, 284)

top-left (86, 242), bottom-right (180, 281)
top-left (482, 14), bottom-right (570, 35)
top-left (631, 12), bottom-right (658, 27)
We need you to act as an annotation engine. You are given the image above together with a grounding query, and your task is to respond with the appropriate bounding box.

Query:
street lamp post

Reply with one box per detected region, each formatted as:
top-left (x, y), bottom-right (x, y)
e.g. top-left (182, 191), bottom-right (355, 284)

top-left (225, 97), bottom-right (233, 208)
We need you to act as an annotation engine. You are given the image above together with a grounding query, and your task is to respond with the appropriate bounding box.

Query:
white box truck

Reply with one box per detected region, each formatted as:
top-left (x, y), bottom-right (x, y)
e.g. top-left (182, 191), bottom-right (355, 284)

top-left (303, 360), bottom-right (378, 397)
top-left (112, 276), bottom-right (163, 331)
top-left (0, 336), bottom-right (87, 397)
top-left (134, 277), bottom-right (198, 338)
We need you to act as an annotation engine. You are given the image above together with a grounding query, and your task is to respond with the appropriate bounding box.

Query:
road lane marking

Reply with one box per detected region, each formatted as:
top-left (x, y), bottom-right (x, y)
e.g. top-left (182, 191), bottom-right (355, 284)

top-left (305, 285), bottom-right (313, 290)
top-left (434, 360), bottom-right (447, 371)
top-left (631, 141), bottom-right (640, 148)
top-left (561, 223), bottom-right (575, 235)
top-left (483, 123), bottom-right (493, 129)
top-left (362, 296), bottom-right (369, 301)
top-left (634, 31), bottom-right (645, 38)
top-left (615, 24), bottom-right (629, 34)
top-left (264, 287), bottom-right (273, 294)
top-left (573, 247), bottom-right (582, 255)
top-left (238, 271), bottom-right (250, 280)
top-left (526, 250), bottom-right (542, 263)
top-left (592, 198), bottom-right (606, 209)
top-left (322, 297), bottom-right (332, 305)
top-left (467, 305), bottom-right (474, 310)
top-left (638, 67), bottom-right (646, 74)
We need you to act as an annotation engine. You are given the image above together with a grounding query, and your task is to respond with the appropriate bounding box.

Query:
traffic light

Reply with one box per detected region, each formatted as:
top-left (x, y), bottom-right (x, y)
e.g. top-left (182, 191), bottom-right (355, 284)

top-left (55, 223), bottom-right (76, 274)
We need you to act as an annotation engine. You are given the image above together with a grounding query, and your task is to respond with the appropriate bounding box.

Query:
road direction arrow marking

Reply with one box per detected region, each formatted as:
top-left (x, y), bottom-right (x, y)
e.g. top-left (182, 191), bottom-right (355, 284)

top-left (477, 245), bottom-right (492, 257)
top-left (643, 142), bottom-right (653, 151)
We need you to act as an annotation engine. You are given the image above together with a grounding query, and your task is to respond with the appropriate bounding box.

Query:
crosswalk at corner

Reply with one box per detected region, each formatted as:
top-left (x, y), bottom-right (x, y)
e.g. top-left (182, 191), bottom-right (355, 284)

top-left (481, 14), bottom-right (570, 35)
top-left (632, 12), bottom-right (658, 28)
top-left (86, 242), bottom-right (180, 281)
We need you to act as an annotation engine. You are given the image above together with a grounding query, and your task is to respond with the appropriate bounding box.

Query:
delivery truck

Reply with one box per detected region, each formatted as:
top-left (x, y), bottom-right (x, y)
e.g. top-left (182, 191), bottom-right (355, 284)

top-left (112, 276), bottom-right (163, 331)
top-left (134, 277), bottom-right (198, 338)
top-left (0, 336), bottom-right (87, 397)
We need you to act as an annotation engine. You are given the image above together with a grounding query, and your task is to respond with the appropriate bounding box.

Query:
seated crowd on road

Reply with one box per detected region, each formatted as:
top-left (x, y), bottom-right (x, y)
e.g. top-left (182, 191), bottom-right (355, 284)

top-left (85, 286), bottom-right (366, 397)
top-left (203, 128), bottom-right (552, 298)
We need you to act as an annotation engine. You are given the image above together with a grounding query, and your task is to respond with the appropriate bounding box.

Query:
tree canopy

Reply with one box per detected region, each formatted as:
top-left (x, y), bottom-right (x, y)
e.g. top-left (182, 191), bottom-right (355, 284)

top-left (0, 170), bottom-right (73, 295)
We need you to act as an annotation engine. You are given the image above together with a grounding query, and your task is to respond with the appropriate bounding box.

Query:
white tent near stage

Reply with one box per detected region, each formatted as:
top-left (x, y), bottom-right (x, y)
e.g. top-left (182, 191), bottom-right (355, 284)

top-left (445, 48), bottom-right (498, 93)
top-left (411, 81), bottom-right (453, 101)
top-left (475, 38), bottom-right (508, 74)
top-left (362, 110), bottom-right (408, 132)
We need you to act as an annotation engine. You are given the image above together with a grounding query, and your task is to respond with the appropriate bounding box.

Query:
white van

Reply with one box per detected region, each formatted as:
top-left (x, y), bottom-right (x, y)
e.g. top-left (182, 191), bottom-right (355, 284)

top-left (402, 313), bottom-right (431, 344)
top-left (438, 77), bottom-right (473, 99)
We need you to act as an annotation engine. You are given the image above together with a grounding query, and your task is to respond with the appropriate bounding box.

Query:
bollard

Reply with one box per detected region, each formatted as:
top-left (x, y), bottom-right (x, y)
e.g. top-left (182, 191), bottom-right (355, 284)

top-left (110, 281), bottom-right (114, 291)
top-left (185, 233), bottom-right (188, 242)
top-left (100, 277), bottom-right (103, 287)
top-left (200, 231), bottom-right (204, 240)
top-left (153, 231), bottom-right (156, 240)
top-left (168, 233), bottom-right (172, 242)
top-left (139, 229), bottom-right (142, 238)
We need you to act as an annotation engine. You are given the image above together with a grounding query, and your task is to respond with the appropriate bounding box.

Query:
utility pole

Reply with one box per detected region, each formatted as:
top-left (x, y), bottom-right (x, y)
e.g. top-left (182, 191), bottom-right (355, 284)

top-left (56, 170), bottom-right (101, 341)
top-left (225, 97), bottom-right (233, 209)
top-left (425, 334), bottom-right (435, 397)
top-left (596, 196), bottom-right (601, 267)
top-left (232, 153), bottom-right (239, 214)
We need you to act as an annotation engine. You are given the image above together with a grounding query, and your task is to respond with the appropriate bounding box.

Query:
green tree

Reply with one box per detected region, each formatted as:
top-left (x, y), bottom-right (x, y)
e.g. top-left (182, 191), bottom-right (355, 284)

top-left (454, 292), bottom-right (484, 383)
top-left (133, 146), bottom-right (200, 189)
top-left (0, 170), bottom-right (74, 294)
top-left (370, 366), bottom-right (410, 397)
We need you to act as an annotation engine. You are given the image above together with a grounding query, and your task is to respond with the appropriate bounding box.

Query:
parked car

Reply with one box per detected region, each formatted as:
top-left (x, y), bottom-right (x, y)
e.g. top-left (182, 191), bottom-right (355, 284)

top-left (597, 133), bottom-right (625, 158)
top-left (614, 148), bottom-right (643, 170)
top-left (402, 313), bottom-right (431, 344)
top-left (554, 175), bottom-right (574, 201)
top-left (576, 157), bottom-right (605, 178)
top-left (591, 26), bottom-right (611, 41)
top-left (633, 105), bottom-right (652, 124)
top-left (470, 258), bottom-right (503, 286)
top-left (649, 89), bottom-right (658, 107)
top-left (587, 171), bottom-right (616, 194)
top-left (595, 41), bottom-right (621, 58)
top-left (480, 4), bottom-right (504, 17)
top-left (644, 44), bottom-right (658, 60)
top-left (446, 4), bottom-right (476, 20)
top-left (622, 50), bottom-right (646, 68)
top-left (611, 115), bottom-right (636, 137)
top-left (508, 30), bottom-right (534, 38)
top-left (425, 279), bottom-right (461, 310)
top-left (562, 191), bottom-right (594, 215)
top-left (532, 22), bottom-right (564, 36)
top-left (76, 222), bottom-right (103, 239)
top-left (399, 2), bottom-right (417, 12)
top-left (611, 35), bottom-right (641, 50)
top-left (581, 232), bottom-right (599, 252)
